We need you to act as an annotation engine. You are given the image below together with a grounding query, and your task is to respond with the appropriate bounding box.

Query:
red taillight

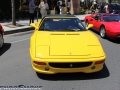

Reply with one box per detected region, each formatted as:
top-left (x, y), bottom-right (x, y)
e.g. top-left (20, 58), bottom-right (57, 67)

top-left (33, 61), bottom-right (47, 66)
top-left (94, 60), bottom-right (105, 65)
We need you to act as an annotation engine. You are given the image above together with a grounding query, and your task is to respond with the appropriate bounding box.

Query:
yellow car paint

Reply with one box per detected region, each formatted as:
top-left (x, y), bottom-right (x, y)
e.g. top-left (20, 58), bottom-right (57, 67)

top-left (30, 16), bottom-right (106, 74)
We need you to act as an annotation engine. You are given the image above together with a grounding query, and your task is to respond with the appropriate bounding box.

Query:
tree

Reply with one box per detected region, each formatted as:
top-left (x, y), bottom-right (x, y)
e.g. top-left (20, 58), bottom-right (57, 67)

top-left (11, 0), bottom-right (16, 25)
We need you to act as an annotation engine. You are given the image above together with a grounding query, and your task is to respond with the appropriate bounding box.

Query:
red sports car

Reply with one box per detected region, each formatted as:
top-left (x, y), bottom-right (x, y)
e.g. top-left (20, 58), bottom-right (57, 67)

top-left (0, 24), bottom-right (4, 48)
top-left (84, 13), bottom-right (120, 39)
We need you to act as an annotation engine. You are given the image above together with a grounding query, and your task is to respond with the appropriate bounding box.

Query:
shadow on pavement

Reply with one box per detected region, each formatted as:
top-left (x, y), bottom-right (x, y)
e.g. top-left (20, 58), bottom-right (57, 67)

top-left (90, 29), bottom-right (120, 44)
top-left (37, 64), bottom-right (110, 81)
top-left (107, 38), bottom-right (120, 44)
top-left (0, 43), bottom-right (11, 56)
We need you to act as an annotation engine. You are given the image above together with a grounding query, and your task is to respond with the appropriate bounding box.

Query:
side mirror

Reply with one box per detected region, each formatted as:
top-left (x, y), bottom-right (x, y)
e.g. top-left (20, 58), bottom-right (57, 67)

top-left (86, 24), bottom-right (93, 30)
top-left (30, 23), bottom-right (36, 28)
top-left (35, 19), bottom-right (42, 26)
top-left (95, 17), bottom-right (98, 20)
top-left (39, 19), bottom-right (42, 23)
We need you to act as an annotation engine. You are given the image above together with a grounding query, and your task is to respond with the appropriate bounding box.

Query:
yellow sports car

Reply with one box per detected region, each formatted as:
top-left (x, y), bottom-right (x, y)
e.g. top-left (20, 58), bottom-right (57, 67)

top-left (30, 15), bottom-right (106, 74)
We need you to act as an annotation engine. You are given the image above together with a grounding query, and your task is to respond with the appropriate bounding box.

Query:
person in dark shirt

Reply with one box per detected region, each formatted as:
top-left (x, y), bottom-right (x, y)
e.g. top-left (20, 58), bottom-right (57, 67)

top-left (100, 3), bottom-right (104, 13)
top-left (55, 2), bottom-right (60, 14)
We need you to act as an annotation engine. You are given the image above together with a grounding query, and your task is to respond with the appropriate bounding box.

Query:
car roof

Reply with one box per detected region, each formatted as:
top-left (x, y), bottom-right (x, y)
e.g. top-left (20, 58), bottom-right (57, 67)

top-left (44, 15), bottom-right (76, 18)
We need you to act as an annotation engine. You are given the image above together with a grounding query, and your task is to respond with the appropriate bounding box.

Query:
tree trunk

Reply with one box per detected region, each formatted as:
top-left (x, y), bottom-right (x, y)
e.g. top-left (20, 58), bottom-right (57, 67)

top-left (11, 0), bottom-right (16, 25)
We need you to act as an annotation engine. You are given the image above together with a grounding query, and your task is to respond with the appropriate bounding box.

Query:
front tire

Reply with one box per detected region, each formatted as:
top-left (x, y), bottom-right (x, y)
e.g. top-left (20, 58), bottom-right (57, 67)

top-left (85, 21), bottom-right (89, 28)
top-left (100, 26), bottom-right (106, 38)
top-left (0, 33), bottom-right (4, 49)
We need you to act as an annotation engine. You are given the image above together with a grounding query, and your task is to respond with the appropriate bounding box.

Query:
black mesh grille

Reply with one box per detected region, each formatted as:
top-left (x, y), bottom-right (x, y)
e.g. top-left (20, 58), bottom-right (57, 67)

top-left (49, 62), bottom-right (92, 68)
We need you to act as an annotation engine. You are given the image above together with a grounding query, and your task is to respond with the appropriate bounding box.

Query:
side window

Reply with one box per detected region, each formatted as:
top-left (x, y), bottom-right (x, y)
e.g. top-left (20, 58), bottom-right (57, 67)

top-left (98, 14), bottom-right (101, 21)
top-left (95, 14), bottom-right (101, 20)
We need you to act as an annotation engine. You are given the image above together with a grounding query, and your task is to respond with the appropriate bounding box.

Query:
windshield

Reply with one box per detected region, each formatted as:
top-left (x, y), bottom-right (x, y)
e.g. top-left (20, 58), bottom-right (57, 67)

top-left (39, 18), bottom-right (86, 31)
top-left (103, 15), bottom-right (120, 22)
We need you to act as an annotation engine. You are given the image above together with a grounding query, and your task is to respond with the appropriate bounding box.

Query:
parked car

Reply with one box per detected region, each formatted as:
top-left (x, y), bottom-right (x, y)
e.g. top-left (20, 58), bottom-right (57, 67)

top-left (103, 4), bottom-right (120, 14)
top-left (84, 13), bottom-right (120, 39)
top-left (29, 15), bottom-right (106, 74)
top-left (0, 24), bottom-right (4, 48)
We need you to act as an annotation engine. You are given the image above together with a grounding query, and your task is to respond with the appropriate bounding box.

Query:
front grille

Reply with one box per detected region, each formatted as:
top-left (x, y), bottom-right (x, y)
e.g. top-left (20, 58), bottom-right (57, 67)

top-left (49, 62), bottom-right (92, 68)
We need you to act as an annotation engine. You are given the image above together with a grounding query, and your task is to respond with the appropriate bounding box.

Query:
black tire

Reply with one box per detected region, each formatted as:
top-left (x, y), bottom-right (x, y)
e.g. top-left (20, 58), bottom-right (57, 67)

top-left (100, 26), bottom-right (106, 38)
top-left (85, 20), bottom-right (89, 28)
top-left (0, 33), bottom-right (4, 49)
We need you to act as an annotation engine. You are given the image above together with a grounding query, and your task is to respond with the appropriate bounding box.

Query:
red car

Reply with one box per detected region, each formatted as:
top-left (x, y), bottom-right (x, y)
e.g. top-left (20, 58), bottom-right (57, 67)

top-left (84, 13), bottom-right (120, 39)
top-left (0, 24), bottom-right (4, 48)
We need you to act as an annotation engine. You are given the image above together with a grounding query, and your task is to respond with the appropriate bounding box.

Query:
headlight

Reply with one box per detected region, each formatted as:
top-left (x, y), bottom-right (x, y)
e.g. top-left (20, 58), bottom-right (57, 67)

top-left (33, 61), bottom-right (47, 66)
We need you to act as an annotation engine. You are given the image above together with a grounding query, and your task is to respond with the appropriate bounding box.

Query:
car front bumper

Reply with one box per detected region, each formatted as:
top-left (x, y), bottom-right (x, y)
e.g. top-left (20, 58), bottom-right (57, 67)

top-left (32, 63), bottom-right (104, 74)
top-left (107, 30), bottom-right (120, 39)
top-left (30, 53), bottom-right (106, 74)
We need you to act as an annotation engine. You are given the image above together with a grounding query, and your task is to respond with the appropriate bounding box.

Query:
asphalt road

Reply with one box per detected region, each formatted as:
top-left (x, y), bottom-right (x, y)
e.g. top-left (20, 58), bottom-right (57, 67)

top-left (0, 29), bottom-right (120, 90)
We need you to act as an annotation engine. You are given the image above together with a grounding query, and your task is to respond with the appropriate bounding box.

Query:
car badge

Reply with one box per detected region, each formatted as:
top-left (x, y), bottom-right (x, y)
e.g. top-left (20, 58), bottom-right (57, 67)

top-left (70, 64), bottom-right (73, 67)
top-left (70, 52), bottom-right (72, 55)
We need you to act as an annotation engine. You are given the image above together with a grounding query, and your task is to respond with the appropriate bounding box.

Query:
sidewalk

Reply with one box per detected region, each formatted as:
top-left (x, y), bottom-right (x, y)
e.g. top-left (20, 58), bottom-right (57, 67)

top-left (1, 18), bottom-right (38, 35)
top-left (1, 14), bottom-right (90, 35)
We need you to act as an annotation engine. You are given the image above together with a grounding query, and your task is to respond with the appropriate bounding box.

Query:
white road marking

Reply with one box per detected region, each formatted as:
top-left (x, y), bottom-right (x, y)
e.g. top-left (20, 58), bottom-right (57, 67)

top-left (4, 31), bottom-right (33, 37)
top-left (10, 38), bottom-right (30, 44)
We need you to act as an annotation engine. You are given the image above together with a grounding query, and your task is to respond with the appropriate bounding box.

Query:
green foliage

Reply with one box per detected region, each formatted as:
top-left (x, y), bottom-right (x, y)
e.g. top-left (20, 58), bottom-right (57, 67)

top-left (80, 7), bottom-right (85, 14)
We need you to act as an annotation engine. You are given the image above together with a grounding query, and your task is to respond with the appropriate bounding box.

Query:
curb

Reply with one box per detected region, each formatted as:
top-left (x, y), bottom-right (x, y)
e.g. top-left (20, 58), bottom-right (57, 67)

top-left (4, 27), bottom-right (34, 35)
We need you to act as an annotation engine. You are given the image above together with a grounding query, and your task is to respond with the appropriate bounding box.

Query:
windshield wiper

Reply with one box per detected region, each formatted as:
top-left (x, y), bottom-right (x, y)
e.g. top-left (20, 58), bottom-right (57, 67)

top-left (44, 29), bottom-right (51, 31)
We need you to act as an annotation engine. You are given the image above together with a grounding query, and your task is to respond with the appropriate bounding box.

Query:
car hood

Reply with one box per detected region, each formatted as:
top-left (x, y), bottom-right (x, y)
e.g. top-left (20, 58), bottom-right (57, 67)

top-left (35, 31), bottom-right (105, 59)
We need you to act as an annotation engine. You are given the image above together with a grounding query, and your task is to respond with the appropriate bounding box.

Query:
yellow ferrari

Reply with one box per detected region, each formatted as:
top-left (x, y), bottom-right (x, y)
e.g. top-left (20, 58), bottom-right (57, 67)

top-left (30, 15), bottom-right (106, 74)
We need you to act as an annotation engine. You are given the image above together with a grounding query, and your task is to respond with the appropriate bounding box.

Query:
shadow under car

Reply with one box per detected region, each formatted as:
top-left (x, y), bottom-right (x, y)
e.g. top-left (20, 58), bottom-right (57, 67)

top-left (36, 64), bottom-right (110, 81)
top-left (0, 43), bottom-right (11, 56)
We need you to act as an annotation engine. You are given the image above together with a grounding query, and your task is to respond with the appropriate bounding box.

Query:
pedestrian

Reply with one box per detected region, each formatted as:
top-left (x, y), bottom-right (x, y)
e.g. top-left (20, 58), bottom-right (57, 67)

top-left (104, 3), bottom-right (109, 13)
top-left (55, 2), bottom-right (60, 14)
top-left (67, 0), bottom-right (71, 13)
top-left (100, 3), bottom-right (104, 13)
top-left (29, 0), bottom-right (37, 24)
top-left (61, 1), bottom-right (66, 14)
top-left (39, 0), bottom-right (49, 18)
top-left (90, 1), bottom-right (97, 13)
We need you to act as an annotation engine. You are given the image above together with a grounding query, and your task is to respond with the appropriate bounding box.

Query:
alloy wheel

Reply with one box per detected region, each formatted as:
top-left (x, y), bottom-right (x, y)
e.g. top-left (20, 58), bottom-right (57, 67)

top-left (100, 27), bottom-right (106, 38)
top-left (85, 21), bottom-right (89, 28)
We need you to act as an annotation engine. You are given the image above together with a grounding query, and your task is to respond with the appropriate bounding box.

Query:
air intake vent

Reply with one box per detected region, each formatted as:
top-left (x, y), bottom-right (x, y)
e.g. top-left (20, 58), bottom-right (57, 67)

top-left (50, 34), bottom-right (65, 35)
top-left (66, 34), bottom-right (80, 35)
top-left (49, 62), bottom-right (92, 68)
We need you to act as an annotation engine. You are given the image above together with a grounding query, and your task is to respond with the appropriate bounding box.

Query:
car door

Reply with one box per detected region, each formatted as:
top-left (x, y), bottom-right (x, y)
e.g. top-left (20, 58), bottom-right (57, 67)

top-left (93, 14), bottom-right (102, 31)
top-left (88, 14), bottom-right (99, 30)
top-left (88, 14), bottom-right (97, 24)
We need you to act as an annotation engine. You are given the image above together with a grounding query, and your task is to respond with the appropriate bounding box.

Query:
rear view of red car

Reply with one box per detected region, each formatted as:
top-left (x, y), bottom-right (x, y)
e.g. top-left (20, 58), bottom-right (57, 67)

top-left (0, 24), bottom-right (4, 48)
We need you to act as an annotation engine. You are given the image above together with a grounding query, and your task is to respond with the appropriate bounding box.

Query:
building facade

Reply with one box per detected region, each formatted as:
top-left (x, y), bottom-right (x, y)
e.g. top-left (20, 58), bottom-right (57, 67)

top-left (20, 0), bottom-right (80, 14)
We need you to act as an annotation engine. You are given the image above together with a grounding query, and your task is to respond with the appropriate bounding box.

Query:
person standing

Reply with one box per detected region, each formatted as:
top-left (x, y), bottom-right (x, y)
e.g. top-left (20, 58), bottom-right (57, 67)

top-left (55, 2), bottom-right (60, 14)
top-left (104, 3), bottom-right (109, 13)
top-left (39, 0), bottom-right (49, 18)
top-left (29, 0), bottom-right (36, 24)
top-left (67, 0), bottom-right (71, 13)
top-left (90, 1), bottom-right (98, 13)
top-left (100, 3), bottom-right (104, 13)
